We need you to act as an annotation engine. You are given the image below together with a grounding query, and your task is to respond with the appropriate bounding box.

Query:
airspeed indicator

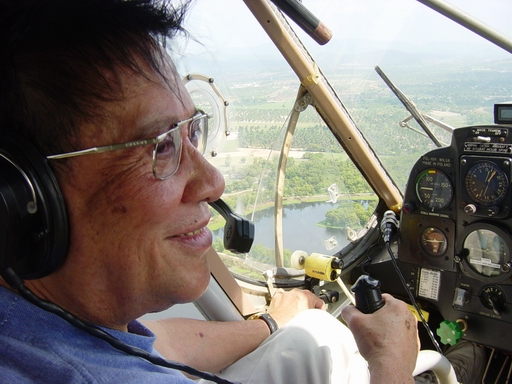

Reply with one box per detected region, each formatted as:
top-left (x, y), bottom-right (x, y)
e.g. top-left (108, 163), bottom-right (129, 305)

top-left (415, 169), bottom-right (453, 211)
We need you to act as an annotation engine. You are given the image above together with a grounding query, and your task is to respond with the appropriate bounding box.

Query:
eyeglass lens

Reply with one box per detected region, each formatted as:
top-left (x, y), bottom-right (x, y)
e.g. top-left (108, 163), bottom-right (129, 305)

top-left (153, 114), bottom-right (208, 179)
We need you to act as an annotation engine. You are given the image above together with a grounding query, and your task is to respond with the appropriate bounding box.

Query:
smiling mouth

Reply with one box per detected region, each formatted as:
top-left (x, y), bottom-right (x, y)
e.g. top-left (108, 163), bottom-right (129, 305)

top-left (173, 228), bottom-right (203, 238)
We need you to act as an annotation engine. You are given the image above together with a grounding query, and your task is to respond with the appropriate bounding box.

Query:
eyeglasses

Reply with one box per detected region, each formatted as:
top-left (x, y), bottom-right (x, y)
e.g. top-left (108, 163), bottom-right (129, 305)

top-left (47, 111), bottom-right (209, 180)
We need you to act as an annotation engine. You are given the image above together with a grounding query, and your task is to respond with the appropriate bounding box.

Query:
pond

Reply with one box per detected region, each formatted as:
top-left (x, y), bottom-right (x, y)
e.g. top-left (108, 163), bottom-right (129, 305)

top-left (213, 201), bottom-right (359, 256)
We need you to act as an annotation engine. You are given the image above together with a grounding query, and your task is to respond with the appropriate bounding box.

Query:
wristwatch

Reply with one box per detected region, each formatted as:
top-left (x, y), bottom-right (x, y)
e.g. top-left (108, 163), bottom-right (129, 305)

top-left (248, 313), bottom-right (279, 334)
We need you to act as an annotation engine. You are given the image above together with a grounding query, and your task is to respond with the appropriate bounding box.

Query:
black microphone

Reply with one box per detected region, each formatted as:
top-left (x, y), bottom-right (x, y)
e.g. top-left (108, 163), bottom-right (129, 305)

top-left (209, 199), bottom-right (254, 254)
top-left (380, 210), bottom-right (399, 243)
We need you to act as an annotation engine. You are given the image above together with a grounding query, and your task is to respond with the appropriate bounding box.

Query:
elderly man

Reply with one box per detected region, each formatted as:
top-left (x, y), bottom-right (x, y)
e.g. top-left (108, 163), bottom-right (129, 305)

top-left (0, 0), bottom-right (418, 383)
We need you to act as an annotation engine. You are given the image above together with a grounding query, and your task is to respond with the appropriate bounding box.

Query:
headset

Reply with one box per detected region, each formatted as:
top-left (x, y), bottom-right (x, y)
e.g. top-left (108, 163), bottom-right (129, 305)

top-left (0, 136), bottom-right (69, 280)
top-left (0, 136), bottom-right (247, 383)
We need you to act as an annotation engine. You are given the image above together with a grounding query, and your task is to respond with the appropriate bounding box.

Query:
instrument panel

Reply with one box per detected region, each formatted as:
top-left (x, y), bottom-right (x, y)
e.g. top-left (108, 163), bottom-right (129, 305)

top-left (397, 125), bottom-right (512, 352)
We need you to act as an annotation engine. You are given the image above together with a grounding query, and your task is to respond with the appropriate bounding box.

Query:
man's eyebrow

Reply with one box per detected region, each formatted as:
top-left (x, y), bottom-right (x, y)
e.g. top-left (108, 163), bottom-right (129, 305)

top-left (134, 118), bottom-right (174, 140)
top-left (173, 108), bottom-right (202, 124)
top-left (135, 109), bottom-right (200, 139)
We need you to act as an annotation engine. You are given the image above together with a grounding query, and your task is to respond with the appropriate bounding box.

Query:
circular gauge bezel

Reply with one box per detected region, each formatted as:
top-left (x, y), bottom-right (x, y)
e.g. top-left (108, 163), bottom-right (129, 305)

top-left (420, 227), bottom-right (448, 257)
top-left (464, 160), bottom-right (509, 207)
top-left (480, 285), bottom-right (506, 312)
top-left (415, 169), bottom-right (453, 211)
top-left (460, 223), bottom-right (512, 283)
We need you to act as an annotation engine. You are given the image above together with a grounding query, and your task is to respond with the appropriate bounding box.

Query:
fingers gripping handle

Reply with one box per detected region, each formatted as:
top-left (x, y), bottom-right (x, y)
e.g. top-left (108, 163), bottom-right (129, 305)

top-left (351, 275), bottom-right (385, 314)
top-left (351, 275), bottom-right (459, 384)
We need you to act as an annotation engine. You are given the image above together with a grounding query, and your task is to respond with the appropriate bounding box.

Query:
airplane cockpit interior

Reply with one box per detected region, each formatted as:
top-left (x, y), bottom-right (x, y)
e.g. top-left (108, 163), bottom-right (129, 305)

top-left (143, 1), bottom-right (512, 382)
top-left (1, 0), bottom-right (511, 383)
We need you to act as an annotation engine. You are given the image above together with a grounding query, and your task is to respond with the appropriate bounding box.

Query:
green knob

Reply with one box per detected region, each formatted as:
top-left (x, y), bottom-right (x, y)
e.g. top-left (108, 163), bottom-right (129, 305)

top-left (436, 320), bottom-right (463, 346)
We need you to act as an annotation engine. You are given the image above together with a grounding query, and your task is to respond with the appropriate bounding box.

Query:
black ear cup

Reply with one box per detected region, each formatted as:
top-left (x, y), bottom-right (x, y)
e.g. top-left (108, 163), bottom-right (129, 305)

top-left (0, 137), bottom-right (68, 279)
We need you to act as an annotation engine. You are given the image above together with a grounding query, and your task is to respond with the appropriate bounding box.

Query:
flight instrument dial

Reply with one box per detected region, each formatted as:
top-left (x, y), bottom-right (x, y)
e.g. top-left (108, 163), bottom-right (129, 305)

top-left (462, 225), bottom-right (512, 281)
top-left (420, 227), bottom-right (448, 256)
top-left (464, 161), bottom-right (509, 206)
top-left (415, 169), bottom-right (453, 211)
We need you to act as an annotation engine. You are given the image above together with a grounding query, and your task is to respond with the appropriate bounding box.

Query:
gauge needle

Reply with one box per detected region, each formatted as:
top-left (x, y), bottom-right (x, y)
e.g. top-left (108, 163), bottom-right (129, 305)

top-left (482, 170), bottom-right (496, 197)
top-left (486, 170), bottom-right (496, 183)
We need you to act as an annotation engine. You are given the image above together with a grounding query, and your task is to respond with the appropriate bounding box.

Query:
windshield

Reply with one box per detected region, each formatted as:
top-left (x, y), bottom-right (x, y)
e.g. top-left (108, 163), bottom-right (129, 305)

top-left (174, 0), bottom-right (512, 282)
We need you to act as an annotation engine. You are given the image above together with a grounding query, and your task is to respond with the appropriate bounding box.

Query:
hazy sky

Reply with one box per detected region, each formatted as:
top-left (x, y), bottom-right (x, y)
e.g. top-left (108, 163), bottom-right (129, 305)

top-left (183, 0), bottom-right (512, 54)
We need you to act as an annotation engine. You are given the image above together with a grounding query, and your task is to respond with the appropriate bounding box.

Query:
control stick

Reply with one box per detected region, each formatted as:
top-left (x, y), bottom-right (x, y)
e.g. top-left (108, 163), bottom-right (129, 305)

top-left (351, 276), bottom-right (459, 383)
top-left (351, 275), bottom-right (384, 314)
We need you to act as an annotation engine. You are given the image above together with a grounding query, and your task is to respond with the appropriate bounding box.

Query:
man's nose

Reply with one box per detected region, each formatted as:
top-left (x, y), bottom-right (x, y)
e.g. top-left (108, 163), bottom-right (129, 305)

top-left (180, 138), bottom-right (225, 203)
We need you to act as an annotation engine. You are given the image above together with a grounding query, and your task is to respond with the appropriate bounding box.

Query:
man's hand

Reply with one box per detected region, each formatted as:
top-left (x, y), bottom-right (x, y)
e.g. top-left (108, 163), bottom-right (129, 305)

top-left (145, 288), bottom-right (324, 373)
top-left (341, 294), bottom-right (419, 384)
top-left (266, 288), bottom-right (325, 328)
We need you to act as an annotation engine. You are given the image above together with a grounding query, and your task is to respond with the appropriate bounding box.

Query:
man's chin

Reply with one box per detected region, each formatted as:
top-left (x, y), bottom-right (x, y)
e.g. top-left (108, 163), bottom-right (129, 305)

top-left (175, 269), bottom-right (211, 304)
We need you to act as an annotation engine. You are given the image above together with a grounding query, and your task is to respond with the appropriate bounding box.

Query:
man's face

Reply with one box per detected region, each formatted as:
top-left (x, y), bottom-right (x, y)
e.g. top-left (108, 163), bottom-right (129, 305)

top-left (51, 60), bottom-right (225, 324)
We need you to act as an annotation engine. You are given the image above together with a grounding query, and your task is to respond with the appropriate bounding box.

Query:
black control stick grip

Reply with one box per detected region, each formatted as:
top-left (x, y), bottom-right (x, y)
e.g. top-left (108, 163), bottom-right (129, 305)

top-left (351, 275), bottom-right (385, 314)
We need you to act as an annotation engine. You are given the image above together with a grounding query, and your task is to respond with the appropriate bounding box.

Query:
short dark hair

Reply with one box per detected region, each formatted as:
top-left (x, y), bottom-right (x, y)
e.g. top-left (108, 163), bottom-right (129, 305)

top-left (0, 0), bottom-right (191, 155)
